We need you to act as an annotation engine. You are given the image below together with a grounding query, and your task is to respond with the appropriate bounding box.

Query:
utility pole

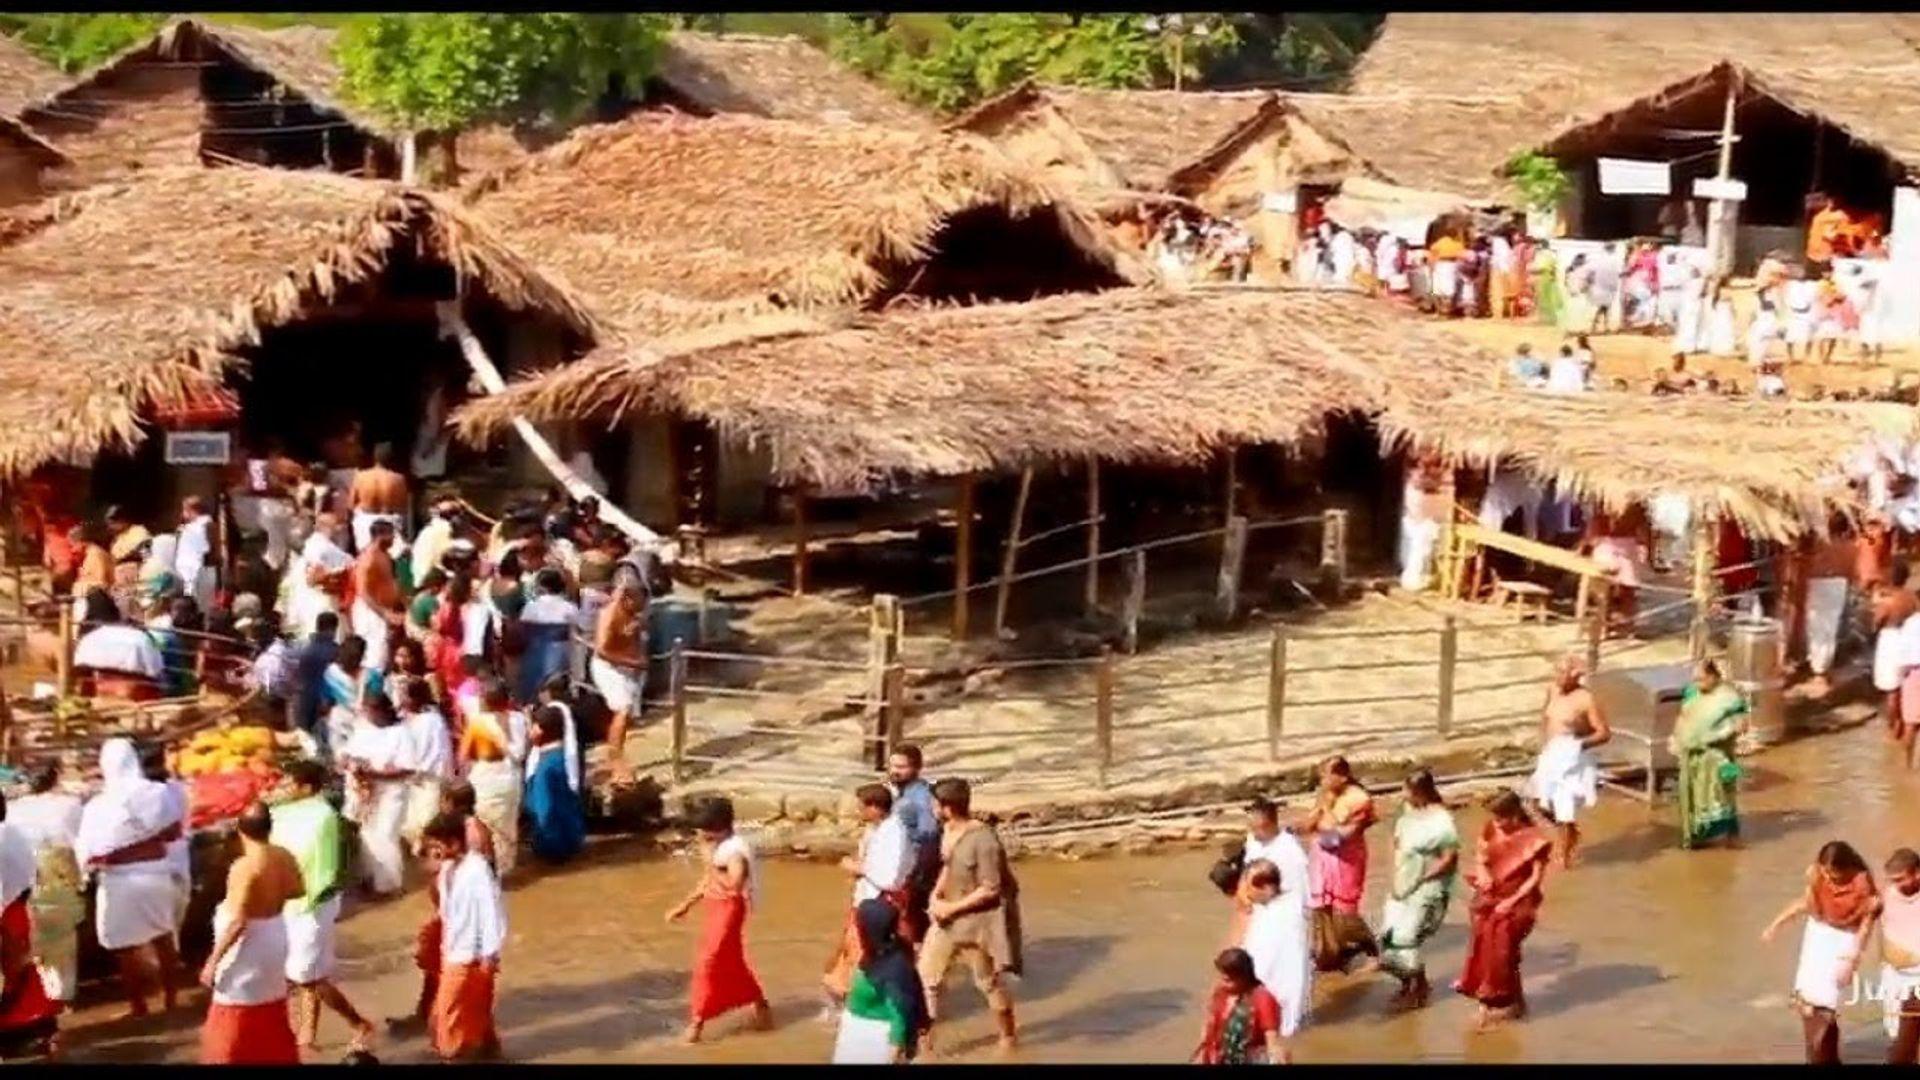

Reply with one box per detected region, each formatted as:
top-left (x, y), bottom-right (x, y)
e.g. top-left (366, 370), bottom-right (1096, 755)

top-left (1702, 69), bottom-right (1742, 277)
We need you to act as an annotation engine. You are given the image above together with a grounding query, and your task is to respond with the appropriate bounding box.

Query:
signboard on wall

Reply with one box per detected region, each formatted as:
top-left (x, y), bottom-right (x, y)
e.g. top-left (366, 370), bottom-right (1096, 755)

top-left (164, 431), bottom-right (232, 466)
top-left (1692, 177), bottom-right (1748, 202)
top-left (1598, 157), bottom-right (1671, 196)
top-left (1261, 189), bottom-right (1298, 214)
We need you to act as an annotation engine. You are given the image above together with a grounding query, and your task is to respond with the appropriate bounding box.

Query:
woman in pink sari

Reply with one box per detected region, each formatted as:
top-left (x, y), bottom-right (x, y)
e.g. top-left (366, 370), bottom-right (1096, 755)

top-left (1302, 756), bottom-right (1380, 972)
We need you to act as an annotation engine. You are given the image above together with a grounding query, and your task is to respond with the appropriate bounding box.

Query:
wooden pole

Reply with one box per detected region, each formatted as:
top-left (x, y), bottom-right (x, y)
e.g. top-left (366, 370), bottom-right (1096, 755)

top-left (1085, 458), bottom-right (1101, 615)
top-left (668, 637), bottom-right (688, 783)
top-left (1318, 508), bottom-right (1348, 593)
top-left (1587, 581), bottom-right (1610, 674)
top-left (1123, 549), bottom-right (1147, 655)
top-left (992, 467), bottom-right (1035, 639)
top-left (1094, 646), bottom-right (1115, 788)
top-left (1267, 627), bottom-right (1287, 760)
top-left (1223, 447), bottom-right (1239, 525)
top-left (790, 488), bottom-right (810, 596)
top-left (1436, 615), bottom-right (1457, 738)
top-left (882, 663), bottom-right (907, 765)
top-left (1689, 515), bottom-right (1720, 660)
top-left (1704, 70), bottom-right (1741, 277)
top-left (1216, 515), bottom-right (1249, 621)
top-left (868, 594), bottom-right (901, 771)
top-left (55, 602), bottom-right (72, 699)
top-left (952, 475), bottom-right (975, 641)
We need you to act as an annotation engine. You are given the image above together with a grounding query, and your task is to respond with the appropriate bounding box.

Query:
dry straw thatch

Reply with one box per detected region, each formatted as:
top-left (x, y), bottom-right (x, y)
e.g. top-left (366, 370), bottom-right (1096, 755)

top-left (0, 33), bottom-right (64, 119)
top-left (0, 165), bottom-right (594, 479)
top-left (462, 111), bottom-right (1134, 337)
top-left (455, 282), bottom-right (1908, 537)
top-left (652, 32), bottom-right (928, 128)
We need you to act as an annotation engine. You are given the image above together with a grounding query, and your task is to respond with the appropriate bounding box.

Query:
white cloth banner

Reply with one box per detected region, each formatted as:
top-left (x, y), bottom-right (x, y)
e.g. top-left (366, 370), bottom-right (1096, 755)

top-left (1598, 157), bottom-right (1671, 196)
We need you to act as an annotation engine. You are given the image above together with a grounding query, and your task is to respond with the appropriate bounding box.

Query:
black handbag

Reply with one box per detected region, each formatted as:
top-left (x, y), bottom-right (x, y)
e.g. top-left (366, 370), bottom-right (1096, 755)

top-left (1207, 841), bottom-right (1246, 896)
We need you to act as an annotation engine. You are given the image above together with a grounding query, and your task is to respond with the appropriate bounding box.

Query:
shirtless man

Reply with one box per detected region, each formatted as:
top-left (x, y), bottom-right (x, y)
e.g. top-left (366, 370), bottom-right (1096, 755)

top-left (348, 445), bottom-right (409, 555)
top-left (198, 802), bottom-right (305, 1066)
top-left (590, 581), bottom-right (647, 780)
top-left (1526, 656), bottom-right (1612, 868)
top-left (350, 520), bottom-right (406, 674)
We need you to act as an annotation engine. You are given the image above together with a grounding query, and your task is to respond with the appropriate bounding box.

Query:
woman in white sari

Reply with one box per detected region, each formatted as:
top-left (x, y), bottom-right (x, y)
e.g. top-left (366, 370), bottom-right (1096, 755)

top-left (75, 738), bottom-right (187, 1016)
top-left (321, 636), bottom-right (383, 761)
top-left (458, 680), bottom-right (529, 876)
top-left (1238, 857), bottom-right (1312, 1039)
top-left (338, 691), bottom-right (414, 897)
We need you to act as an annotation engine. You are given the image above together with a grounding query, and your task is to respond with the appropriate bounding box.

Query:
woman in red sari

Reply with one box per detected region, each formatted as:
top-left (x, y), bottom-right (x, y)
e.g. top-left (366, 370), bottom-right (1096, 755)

top-left (1454, 790), bottom-right (1553, 1030)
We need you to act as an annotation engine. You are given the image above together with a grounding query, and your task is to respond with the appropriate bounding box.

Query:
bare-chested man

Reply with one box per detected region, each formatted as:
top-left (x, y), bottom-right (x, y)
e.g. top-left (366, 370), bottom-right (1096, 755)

top-left (350, 520), bottom-right (405, 674)
top-left (349, 444), bottom-right (409, 555)
top-left (590, 580), bottom-right (647, 780)
top-left (1525, 656), bottom-right (1611, 868)
top-left (198, 801), bottom-right (305, 1065)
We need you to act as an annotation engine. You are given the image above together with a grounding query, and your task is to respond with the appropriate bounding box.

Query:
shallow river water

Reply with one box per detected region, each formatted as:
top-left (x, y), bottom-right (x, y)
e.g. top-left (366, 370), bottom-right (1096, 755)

top-left (63, 717), bottom-right (1920, 1063)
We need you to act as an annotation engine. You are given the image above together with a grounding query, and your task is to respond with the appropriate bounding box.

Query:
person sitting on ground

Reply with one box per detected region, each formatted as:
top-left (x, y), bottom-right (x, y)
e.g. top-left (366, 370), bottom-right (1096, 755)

top-left (1506, 343), bottom-right (1546, 388)
top-left (72, 589), bottom-right (165, 700)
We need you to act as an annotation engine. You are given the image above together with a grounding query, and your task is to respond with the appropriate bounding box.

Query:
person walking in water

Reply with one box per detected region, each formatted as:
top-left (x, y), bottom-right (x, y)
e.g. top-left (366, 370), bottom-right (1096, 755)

top-left (269, 760), bottom-right (375, 1052)
top-left (198, 802), bottom-right (305, 1065)
top-left (1526, 656), bottom-right (1611, 868)
top-left (1454, 790), bottom-right (1552, 1031)
top-left (918, 778), bottom-right (1022, 1057)
top-left (1878, 848), bottom-right (1920, 1063)
top-left (1763, 840), bottom-right (1880, 1064)
top-left (1301, 757), bottom-right (1379, 973)
top-left (667, 797), bottom-right (772, 1044)
top-left (1193, 947), bottom-right (1292, 1065)
top-left (1374, 769), bottom-right (1459, 1010)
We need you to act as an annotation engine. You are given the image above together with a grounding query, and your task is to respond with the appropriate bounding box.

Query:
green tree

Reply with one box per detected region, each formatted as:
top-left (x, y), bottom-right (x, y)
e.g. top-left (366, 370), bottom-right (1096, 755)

top-left (1505, 151), bottom-right (1572, 214)
top-left (0, 13), bottom-right (165, 73)
top-left (336, 13), bottom-right (667, 177)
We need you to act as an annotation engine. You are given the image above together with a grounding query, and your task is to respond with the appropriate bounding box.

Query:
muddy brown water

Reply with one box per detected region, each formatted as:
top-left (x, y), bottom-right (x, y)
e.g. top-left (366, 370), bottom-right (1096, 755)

top-left (60, 718), bottom-right (1920, 1063)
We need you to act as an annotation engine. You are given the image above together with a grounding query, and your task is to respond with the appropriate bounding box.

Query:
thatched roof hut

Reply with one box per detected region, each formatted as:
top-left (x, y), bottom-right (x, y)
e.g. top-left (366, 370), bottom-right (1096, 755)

top-left (1380, 389), bottom-right (1917, 542)
top-left (647, 31), bottom-right (927, 128)
top-left (461, 111), bottom-right (1136, 338)
top-left (0, 165), bottom-right (593, 479)
top-left (0, 34), bottom-right (64, 119)
top-left (0, 35), bottom-right (68, 204)
top-left (453, 282), bottom-right (1907, 538)
top-left (17, 18), bottom-right (395, 188)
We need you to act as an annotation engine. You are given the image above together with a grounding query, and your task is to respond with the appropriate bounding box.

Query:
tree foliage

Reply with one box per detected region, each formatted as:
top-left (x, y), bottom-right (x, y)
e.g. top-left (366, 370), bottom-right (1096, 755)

top-left (336, 13), bottom-right (668, 133)
top-left (1505, 151), bottom-right (1572, 213)
top-left (0, 13), bottom-right (165, 73)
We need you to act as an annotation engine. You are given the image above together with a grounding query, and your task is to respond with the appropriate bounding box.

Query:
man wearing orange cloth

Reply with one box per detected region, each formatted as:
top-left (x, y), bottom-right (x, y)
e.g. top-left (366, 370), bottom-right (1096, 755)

top-left (197, 802), bottom-right (305, 1065)
top-left (423, 812), bottom-right (507, 1062)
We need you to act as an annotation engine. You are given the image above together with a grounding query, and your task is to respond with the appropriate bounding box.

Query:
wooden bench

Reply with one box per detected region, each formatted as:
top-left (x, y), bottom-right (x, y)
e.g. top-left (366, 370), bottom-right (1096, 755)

top-left (1490, 580), bottom-right (1553, 622)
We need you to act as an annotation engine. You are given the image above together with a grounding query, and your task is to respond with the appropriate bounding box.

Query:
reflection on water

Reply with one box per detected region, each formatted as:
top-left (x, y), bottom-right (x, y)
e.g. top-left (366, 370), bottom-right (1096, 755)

top-left (65, 720), bottom-right (1920, 1063)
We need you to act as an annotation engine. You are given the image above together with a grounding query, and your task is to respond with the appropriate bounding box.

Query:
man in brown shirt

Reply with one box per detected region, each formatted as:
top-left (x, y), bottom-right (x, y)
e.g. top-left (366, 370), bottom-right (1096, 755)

top-left (917, 778), bottom-right (1021, 1057)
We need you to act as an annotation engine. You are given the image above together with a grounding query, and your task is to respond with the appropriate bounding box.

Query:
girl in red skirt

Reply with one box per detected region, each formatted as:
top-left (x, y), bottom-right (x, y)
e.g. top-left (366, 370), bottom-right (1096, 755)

top-left (667, 797), bottom-right (772, 1044)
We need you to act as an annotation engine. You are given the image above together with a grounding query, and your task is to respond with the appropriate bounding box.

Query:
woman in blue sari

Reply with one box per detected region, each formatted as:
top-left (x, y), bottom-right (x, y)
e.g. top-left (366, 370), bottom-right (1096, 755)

top-left (515, 569), bottom-right (577, 705)
top-left (524, 705), bottom-right (584, 864)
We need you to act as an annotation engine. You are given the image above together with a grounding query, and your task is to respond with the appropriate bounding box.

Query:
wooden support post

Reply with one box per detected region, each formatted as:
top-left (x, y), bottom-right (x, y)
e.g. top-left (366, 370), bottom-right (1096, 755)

top-left (9, 564), bottom-right (20, 620)
top-left (882, 663), bottom-right (907, 766)
top-left (1094, 646), bottom-right (1115, 788)
top-left (1085, 458), bottom-right (1101, 615)
top-left (1436, 615), bottom-right (1457, 738)
top-left (868, 594), bottom-right (902, 770)
top-left (992, 467), bottom-right (1034, 639)
top-left (1436, 470), bottom-right (1459, 597)
top-left (1690, 515), bottom-right (1720, 660)
top-left (668, 637), bottom-right (688, 783)
top-left (1123, 549), bottom-right (1146, 655)
top-left (55, 602), bottom-right (73, 700)
top-left (952, 475), bottom-right (975, 641)
top-left (1574, 573), bottom-right (1592, 626)
top-left (790, 488), bottom-right (810, 596)
top-left (1216, 515), bottom-right (1249, 621)
top-left (1267, 628), bottom-right (1287, 761)
top-left (1587, 581), bottom-right (1610, 674)
top-left (1318, 508), bottom-right (1348, 593)
top-left (1223, 447), bottom-right (1239, 525)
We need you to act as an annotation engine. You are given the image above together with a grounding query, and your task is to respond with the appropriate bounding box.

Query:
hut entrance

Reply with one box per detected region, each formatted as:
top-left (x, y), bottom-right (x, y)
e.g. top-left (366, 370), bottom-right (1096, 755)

top-left (869, 204), bottom-right (1128, 305)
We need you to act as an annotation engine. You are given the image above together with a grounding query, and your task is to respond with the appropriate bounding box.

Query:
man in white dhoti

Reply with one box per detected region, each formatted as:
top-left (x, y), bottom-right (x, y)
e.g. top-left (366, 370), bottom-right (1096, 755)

top-left (269, 760), bottom-right (375, 1051)
top-left (1397, 461), bottom-right (1447, 592)
top-left (1527, 656), bottom-right (1611, 869)
top-left (339, 691), bottom-right (414, 898)
top-left (1783, 271), bottom-right (1817, 360)
top-left (174, 496), bottom-right (217, 613)
top-left (1882, 849), bottom-right (1920, 1062)
top-left (1671, 267), bottom-right (1707, 356)
top-left (76, 739), bottom-right (188, 1017)
top-left (824, 784), bottom-right (913, 1012)
top-left (348, 444), bottom-right (409, 555)
top-left (350, 520), bottom-right (405, 674)
top-left (1328, 226), bottom-right (1358, 288)
top-left (1761, 841), bottom-right (1879, 1064)
top-left (1238, 858), bottom-right (1312, 1039)
top-left (137, 743), bottom-right (192, 946)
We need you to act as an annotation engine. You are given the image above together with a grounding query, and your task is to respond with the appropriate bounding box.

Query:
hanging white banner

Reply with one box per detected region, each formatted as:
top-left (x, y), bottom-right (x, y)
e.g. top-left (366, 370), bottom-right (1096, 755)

top-left (1598, 156), bottom-right (1671, 196)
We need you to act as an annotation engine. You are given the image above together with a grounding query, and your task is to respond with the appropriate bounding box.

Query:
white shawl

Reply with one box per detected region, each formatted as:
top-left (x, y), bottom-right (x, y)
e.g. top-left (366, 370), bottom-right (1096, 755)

top-left (74, 738), bottom-right (182, 867)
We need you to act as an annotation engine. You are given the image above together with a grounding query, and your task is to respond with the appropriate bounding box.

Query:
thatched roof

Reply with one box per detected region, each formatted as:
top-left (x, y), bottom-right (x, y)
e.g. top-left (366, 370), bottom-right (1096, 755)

top-left (451, 287), bottom-right (1495, 490)
top-left (0, 34), bottom-right (64, 118)
top-left (453, 281), bottom-right (1906, 538)
top-left (651, 32), bottom-right (927, 128)
top-left (461, 111), bottom-right (1134, 337)
top-left (1332, 13), bottom-right (1920, 197)
top-left (24, 18), bottom-right (388, 139)
top-left (1380, 389), bottom-right (1919, 541)
top-left (0, 165), bottom-right (593, 479)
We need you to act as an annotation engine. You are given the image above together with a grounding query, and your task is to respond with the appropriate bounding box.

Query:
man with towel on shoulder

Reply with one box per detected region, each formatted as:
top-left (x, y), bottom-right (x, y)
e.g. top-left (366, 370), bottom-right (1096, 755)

top-left (75, 738), bottom-right (188, 1018)
top-left (1526, 656), bottom-right (1612, 869)
top-left (269, 760), bottom-right (375, 1053)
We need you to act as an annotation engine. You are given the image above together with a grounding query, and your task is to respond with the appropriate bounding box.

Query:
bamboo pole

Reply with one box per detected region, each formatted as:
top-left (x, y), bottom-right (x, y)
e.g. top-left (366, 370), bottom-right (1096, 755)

top-left (1223, 447), bottom-right (1239, 525)
top-left (1267, 628), bottom-right (1287, 760)
top-left (1216, 516), bottom-right (1249, 621)
top-left (1123, 549), bottom-right (1147, 655)
top-left (1436, 615), bottom-right (1457, 738)
top-left (1085, 458), bottom-right (1101, 615)
top-left (1094, 646), bottom-right (1115, 788)
top-left (882, 663), bottom-right (907, 766)
top-left (992, 467), bottom-right (1035, 639)
top-left (55, 602), bottom-right (72, 699)
top-left (790, 487), bottom-right (810, 597)
top-left (952, 475), bottom-right (975, 641)
top-left (1690, 515), bottom-right (1720, 660)
top-left (868, 594), bottom-right (901, 771)
top-left (669, 638), bottom-right (688, 783)
top-left (1318, 507), bottom-right (1348, 592)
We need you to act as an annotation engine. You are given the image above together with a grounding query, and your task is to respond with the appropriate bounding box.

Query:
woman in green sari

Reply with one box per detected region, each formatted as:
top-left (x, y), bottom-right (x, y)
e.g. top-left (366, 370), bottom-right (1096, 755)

top-left (1532, 246), bottom-right (1565, 330)
top-left (1374, 769), bottom-right (1459, 1010)
top-left (1669, 659), bottom-right (1749, 849)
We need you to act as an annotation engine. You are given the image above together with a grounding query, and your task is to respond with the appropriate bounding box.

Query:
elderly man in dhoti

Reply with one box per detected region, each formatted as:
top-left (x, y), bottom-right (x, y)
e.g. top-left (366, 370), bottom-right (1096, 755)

top-left (1526, 656), bottom-right (1612, 869)
top-left (348, 444), bottom-right (410, 554)
top-left (197, 802), bottom-right (304, 1065)
top-left (350, 519), bottom-right (406, 675)
top-left (75, 739), bottom-right (189, 1018)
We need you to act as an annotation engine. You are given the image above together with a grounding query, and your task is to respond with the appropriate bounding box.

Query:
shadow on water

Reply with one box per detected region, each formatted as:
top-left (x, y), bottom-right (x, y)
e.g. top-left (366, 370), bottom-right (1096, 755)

top-left (1526, 962), bottom-right (1669, 1020)
top-left (503, 967), bottom-right (691, 1058)
top-left (973, 988), bottom-right (1190, 1052)
top-left (1572, 807), bottom-right (1825, 867)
